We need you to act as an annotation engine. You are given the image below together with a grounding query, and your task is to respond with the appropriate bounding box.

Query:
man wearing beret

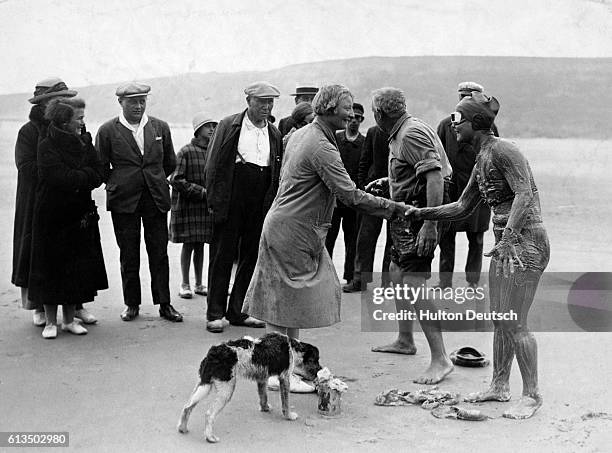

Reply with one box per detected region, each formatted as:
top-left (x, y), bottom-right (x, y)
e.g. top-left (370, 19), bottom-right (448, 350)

top-left (278, 84), bottom-right (319, 138)
top-left (96, 82), bottom-right (182, 322)
top-left (435, 82), bottom-right (498, 290)
top-left (204, 81), bottom-right (283, 333)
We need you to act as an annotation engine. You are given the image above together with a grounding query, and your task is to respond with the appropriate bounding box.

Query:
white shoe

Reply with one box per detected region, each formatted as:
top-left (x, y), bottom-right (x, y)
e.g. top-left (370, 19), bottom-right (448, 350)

top-left (33, 311), bottom-right (46, 327)
top-left (61, 322), bottom-right (88, 335)
top-left (74, 308), bottom-right (97, 324)
top-left (267, 374), bottom-right (316, 393)
top-left (178, 284), bottom-right (193, 299)
top-left (42, 324), bottom-right (57, 339)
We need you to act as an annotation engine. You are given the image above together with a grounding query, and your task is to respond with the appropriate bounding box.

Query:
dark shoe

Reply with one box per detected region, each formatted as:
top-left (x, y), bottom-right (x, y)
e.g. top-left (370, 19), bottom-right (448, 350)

top-left (206, 319), bottom-right (224, 333)
top-left (229, 316), bottom-right (265, 328)
top-left (342, 280), bottom-right (364, 293)
top-left (159, 304), bottom-right (183, 322)
top-left (120, 306), bottom-right (139, 321)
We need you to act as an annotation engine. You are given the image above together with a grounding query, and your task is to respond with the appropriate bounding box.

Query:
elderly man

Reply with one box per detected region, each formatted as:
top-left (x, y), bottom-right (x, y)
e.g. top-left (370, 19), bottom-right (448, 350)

top-left (96, 82), bottom-right (182, 322)
top-left (13, 78), bottom-right (96, 326)
top-left (205, 81), bottom-right (283, 333)
top-left (407, 92), bottom-right (549, 419)
top-left (278, 84), bottom-right (319, 137)
top-left (436, 82), bottom-right (498, 289)
top-left (368, 87), bottom-right (453, 384)
top-left (325, 103), bottom-right (366, 285)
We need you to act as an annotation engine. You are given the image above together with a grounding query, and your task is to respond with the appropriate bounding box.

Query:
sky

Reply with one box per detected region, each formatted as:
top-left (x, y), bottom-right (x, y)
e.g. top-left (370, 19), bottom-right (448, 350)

top-left (0, 0), bottom-right (611, 94)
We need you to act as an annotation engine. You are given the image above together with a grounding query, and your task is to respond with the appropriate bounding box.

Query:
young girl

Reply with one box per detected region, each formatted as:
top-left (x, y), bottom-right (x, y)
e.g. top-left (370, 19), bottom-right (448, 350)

top-left (169, 113), bottom-right (217, 298)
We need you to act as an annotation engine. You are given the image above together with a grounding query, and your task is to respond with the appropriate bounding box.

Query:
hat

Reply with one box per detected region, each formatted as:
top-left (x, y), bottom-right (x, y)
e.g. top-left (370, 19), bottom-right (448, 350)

top-left (28, 77), bottom-right (77, 104)
top-left (352, 103), bottom-right (364, 115)
top-left (456, 92), bottom-right (500, 130)
top-left (192, 112), bottom-right (217, 133)
top-left (116, 82), bottom-right (151, 98)
top-left (291, 84), bottom-right (319, 97)
top-left (244, 81), bottom-right (280, 98)
top-left (457, 81), bottom-right (484, 96)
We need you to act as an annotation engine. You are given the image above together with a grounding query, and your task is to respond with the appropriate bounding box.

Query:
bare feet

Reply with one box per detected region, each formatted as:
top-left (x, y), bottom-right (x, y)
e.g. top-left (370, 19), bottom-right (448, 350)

top-left (503, 395), bottom-right (542, 419)
top-left (413, 358), bottom-right (454, 385)
top-left (371, 340), bottom-right (417, 355)
top-left (464, 386), bottom-right (512, 403)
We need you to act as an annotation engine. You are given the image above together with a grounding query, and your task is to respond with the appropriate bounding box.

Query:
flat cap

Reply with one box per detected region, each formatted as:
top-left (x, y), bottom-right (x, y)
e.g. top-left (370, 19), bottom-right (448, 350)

top-left (457, 81), bottom-right (484, 95)
top-left (244, 81), bottom-right (280, 98)
top-left (192, 112), bottom-right (217, 132)
top-left (116, 82), bottom-right (151, 98)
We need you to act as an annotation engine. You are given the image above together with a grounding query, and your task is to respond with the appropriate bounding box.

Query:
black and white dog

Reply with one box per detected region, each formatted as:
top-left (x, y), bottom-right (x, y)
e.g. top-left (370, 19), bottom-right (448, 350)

top-left (177, 332), bottom-right (321, 443)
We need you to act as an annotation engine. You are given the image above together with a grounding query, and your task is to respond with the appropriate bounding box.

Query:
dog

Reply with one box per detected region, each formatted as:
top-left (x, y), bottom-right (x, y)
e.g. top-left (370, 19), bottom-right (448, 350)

top-left (177, 332), bottom-right (321, 443)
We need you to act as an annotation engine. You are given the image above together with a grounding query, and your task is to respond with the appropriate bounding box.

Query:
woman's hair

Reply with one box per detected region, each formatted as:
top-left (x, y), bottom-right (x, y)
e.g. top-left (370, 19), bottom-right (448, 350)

top-left (44, 97), bottom-right (86, 127)
top-left (291, 101), bottom-right (314, 125)
top-left (371, 87), bottom-right (406, 119)
top-left (312, 84), bottom-right (352, 116)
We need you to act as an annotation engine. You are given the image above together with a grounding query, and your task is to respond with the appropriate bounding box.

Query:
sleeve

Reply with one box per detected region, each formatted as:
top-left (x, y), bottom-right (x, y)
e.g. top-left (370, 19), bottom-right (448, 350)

top-left (38, 141), bottom-right (101, 191)
top-left (161, 122), bottom-right (176, 177)
top-left (83, 139), bottom-right (104, 190)
top-left (358, 128), bottom-right (374, 188)
top-left (15, 126), bottom-right (38, 177)
top-left (312, 143), bottom-right (396, 219)
top-left (95, 124), bottom-right (112, 183)
top-left (436, 120), bottom-right (447, 149)
top-left (204, 119), bottom-right (226, 201)
top-left (169, 149), bottom-right (206, 200)
top-left (401, 130), bottom-right (442, 178)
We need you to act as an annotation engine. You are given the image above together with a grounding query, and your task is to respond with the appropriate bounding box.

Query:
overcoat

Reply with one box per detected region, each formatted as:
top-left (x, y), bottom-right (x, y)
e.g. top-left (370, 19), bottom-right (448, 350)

top-left (12, 105), bottom-right (47, 291)
top-left (244, 118), bottom-right (396, 328)
top-left (28, 125), bottom-right (108, 305)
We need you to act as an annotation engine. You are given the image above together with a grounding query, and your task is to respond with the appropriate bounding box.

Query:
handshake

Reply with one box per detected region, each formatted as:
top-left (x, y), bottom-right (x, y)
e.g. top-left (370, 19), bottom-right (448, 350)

top-left (365, 177), bottom-right (419, 220)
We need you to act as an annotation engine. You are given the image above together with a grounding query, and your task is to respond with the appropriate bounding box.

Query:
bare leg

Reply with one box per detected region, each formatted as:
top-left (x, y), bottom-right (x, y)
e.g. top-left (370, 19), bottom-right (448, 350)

top-left (180, 243), bottom-right (195, 286)
top-left (204, 379), bottom-right (236, 443)
top-left (44, 304), bottom-right (58, 326)
top-left (177, 382), bottom-right (212, 433)
top-left (408, 274), bottom-right (453, 384)
top-left (372, 262), bottom-right (417, 355)
top-left (257, 381), bottom-right (270, 412)
top-left (278, 371), bottom-right (298, 420)
top-left (192, 243), bottom-right (204, 287)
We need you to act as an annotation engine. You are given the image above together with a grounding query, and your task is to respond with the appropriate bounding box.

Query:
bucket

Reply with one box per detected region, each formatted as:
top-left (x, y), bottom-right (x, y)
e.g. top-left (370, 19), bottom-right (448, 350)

top-left (317, 383), bottom-right (342, 416)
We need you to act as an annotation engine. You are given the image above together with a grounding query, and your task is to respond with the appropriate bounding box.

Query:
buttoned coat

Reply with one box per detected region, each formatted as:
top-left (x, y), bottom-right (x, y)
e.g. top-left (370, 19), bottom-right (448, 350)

top-left (96, 116), bottom-right (176, 213)
top-left (205, 109), bottom-right (283, 224)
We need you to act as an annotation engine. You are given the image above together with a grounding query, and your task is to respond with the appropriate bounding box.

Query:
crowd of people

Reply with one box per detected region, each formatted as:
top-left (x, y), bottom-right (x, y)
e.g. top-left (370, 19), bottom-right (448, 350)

top-left (12, 78), bottom-right (548, 419)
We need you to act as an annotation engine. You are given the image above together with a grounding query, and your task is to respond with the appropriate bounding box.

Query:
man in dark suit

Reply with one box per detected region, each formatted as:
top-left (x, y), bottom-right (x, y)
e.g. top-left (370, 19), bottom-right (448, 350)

top-left (277, 84), bottom-right (318, 137)
top-left (436, 82), bottom-right (498, 289)
top-left (205, 81), bottom-right (283, 333)
top-left (96, 82), bottom-right (182, 322)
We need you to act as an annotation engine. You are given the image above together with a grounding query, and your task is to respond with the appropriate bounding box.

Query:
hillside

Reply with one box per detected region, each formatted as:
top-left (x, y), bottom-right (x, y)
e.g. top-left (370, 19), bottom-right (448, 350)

top-left (1, 56), bottom-right (611, 138)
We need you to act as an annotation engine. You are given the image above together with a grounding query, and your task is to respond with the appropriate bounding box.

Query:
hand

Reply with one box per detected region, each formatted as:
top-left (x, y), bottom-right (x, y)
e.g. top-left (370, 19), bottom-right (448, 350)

top-left (365, 177), bottom-right (389, 197)
top-left (416, 221), bottom-right (437, 257)
top-left (484, 229), bottom-right (525, 277)
top-left (391, 201), bottom-right (411, 219)
top-left (404, 204), bottom-right (420, 220)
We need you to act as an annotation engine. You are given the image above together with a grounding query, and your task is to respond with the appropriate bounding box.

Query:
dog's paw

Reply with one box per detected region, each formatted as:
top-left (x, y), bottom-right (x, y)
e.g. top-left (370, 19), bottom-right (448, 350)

top-left (177, 423), bottom-right (188, 434)
top-left (206, 434), bottom-right (220, 443)
top-left (284, 411), bottom-right (299, 421)
top-left (260, 403), bottom-right (271, 412)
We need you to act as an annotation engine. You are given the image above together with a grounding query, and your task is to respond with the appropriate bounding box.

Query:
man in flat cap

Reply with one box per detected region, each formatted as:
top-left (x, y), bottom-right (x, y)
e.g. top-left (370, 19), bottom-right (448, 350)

top-left (96, 82), bottom-right (182, 322)
top-left (435, 82), bottom-right (498, 290)
top-left (204, 81), bottom-right (283, 333)
top-left (278, 84), bottom-right (319, 138)
top-left (13, 77), bottom-right (97, 326)
top-left (368, 87), bottom-right (453, 385)
top-left (406, 92), bottom-right (549, 419)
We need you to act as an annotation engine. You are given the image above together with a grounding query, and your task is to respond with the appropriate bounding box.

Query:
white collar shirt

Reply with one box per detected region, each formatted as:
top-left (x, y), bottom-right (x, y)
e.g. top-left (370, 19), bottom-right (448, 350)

top-left (119, 111), bottom-right (149, 154)
top-left (236, 113), bottom-right (270, 166)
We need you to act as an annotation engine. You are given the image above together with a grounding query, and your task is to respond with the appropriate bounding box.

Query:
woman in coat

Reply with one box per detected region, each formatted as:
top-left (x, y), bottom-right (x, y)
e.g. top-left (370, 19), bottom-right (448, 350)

top-left (29, 97), bottom-right (108, 339)
top-left (244, 85), bottom-right (410, 391)
top-left (169, 113), bottom-right (217, 298)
